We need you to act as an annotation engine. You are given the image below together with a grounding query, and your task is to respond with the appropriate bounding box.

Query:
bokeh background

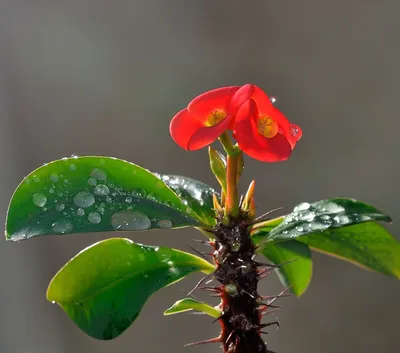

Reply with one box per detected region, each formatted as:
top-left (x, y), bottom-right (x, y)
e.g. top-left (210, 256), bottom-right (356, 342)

top-left (1, 1), bottom-right (399, 352)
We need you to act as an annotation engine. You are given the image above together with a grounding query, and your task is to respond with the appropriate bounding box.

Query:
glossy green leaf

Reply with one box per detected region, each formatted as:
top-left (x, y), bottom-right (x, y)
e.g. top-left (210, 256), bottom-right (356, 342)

top-left (164, 298), bottom-right (221, 318)
top-left (298, 222), bottom-right (400, 278)
top-left (208, 146), bottom-right (227, 193)
top-left (257, 240), bottom-right (312, 296)
top-left (47, 238), bottom-right (215, 340)
top-left (156, 174), bottom-right (217, 226)
top-left (6, 156), bottom-right (206, 241)
top-left (255, 198), bottom-right (391, 243)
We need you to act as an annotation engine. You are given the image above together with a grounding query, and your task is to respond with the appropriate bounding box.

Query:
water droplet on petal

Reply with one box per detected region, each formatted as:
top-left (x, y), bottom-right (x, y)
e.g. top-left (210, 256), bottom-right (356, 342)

top-left (157, 219), bottom-right (172, 229)
top-left (91, 168), bottom-right (107, 181)
top-left (32, 193), bottom-right (47, 207)
top-left (111, 211), bottom-right (151, 230)
top-left (51, 220), bottom-right (73, 234)
top-left (88, 212), bottom-right (102, 224)
top-left (290, 124), bottom-right (302, 140)
top-left (94, 184), bottom-right (110, 196)
top-left (74, 191), bottom-right (95, 208)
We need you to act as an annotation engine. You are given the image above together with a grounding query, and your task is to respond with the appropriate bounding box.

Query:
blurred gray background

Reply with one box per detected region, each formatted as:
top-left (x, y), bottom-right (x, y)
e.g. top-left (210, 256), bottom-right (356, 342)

top-left (1, 1), bottom-right (399, 352)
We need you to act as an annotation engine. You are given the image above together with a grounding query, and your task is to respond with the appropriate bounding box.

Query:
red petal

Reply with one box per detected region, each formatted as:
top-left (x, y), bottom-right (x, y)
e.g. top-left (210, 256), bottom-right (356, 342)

top-left (188, 86), bottom-right (240, 116)
top-left (187, 113), bottom-right (235, 150)
top-left (229, 84), bottom-right (255, 113)
top-left (234, 100), bottom-right (292, 162)
top-left (251, 86), bottom-right (274, 116)
top-left (169, 108), bottom-right (205, 150)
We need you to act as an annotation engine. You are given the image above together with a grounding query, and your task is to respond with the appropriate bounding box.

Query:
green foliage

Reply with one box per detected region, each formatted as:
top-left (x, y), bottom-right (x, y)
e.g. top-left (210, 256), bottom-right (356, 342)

top-left (5, 156), bottom-right (218, 241)
top-left (47, 238), bottom-right (215, 340)
top-left (164, 298), bottom-right (221, 318)
top-left (298, 222), bottom-right (400, 278)
top-left (258, 240), bottom-right (312, 296)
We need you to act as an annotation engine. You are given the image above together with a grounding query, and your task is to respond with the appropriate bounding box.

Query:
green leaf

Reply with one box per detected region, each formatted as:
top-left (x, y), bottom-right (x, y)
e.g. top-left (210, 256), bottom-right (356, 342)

top-left (47, 238), bottom-right (215, 340)
top-left (256, 198), bottom-right (391, 243)
top-left (164, 298), bottom-right (221, 318)
top-left (156, 174), bottom-right (217, 227)
top-left (258, 240), bottom-right (312, 296)
top-left (6, 156), bottom-right (206, 241)
top-left (208, 146), bottom-right (227, 193)
top-left (298, 222), bottom-right (400, 278)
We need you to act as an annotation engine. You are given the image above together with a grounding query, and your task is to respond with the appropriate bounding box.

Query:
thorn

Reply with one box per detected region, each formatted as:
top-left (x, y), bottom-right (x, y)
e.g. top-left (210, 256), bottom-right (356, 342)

top-left (260, 331), bottom-right (269, 335)
top-left (261, 294), bottom-right (292, 301)
top-left (267, 287), bottom-right (293, 305)
top-left (254, 261), bottom-right (280, 268)
top-left (260, 308), bottom-right (281, 316)
top-left (242, 180), bottom-right (256, 211)
top-left (253, 207), bottom-right (286, 223)
top-left (189, 246), bottom-right (211, 261)
top-left (248, 197), bottom-right (256, 220)
top-left (187, 276), bottom-right (209, 296)
top-left (241, 289), bottom-right (255, 298)
top-left (200, 286), bottom-right (222, 293)
top-left (184, 337), bottom-right (221, 347)
top-left (260, 321), bottom-right (280, 329)
top-left (266, 350), bottom-right (278, 353)
top-left (257, 302), bottom-right (282, 309)
top-left (225, 330), bottom-right (236, 344)
top-left (193, 239), bottom-right (214, 246)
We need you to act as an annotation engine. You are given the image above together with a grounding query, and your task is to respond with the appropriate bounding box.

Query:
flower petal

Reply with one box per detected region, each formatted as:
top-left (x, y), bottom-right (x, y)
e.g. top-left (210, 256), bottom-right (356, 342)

top-left (187, 113), bottom-right (235, 150)
top-left (229, 84), bottom-right (255, 113)
top-left (234, 99), bottom-right (292, 162)
top-left (188, 86), bottom-right (240, 116)
top-left (251, 86), bottom-right (274, 116)
top-left (169, 109), bottom-right (205, 150)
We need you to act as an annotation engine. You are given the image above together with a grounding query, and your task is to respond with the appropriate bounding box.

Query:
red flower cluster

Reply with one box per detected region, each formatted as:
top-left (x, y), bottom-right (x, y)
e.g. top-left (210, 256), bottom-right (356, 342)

top-left (169, 84), bottom-right (302, 162)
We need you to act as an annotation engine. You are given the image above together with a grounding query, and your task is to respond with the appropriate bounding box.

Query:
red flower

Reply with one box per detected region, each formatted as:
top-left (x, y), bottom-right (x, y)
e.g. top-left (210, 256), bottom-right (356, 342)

top-left (169, 86), bottom-right (250, 150)
top-left (233, 84), bottom-right (302, 162)
top-left (169, 84), bottom-right (302, 162)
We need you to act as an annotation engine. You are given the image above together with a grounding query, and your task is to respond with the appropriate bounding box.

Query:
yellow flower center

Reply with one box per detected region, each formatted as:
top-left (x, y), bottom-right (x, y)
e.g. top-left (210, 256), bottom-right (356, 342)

top-left (206, 110), bottom-right (226, 127)
top-left (257, 116), bottom-right (279, 138)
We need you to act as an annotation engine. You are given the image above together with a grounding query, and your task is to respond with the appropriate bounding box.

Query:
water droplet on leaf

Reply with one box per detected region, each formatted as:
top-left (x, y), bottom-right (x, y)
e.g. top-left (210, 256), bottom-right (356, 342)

top-left (51, 220), bottom-right (73, 234)
top-left (94, 184), bottom-right (110, 196)
top-left (88, 212), bottom-right (102, 224)
top-left (32, 193), bottom-right (47, 207)
top-left (74, 191), bottom-right (95, 208)
top-left (91, 168), bottom-right (107, 181)
top-left (111, 211), bottom-right (151, 230)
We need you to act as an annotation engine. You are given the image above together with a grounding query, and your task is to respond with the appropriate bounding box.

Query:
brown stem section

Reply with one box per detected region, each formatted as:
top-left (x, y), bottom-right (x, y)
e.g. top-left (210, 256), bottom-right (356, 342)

top-left (212, 219), bottom-right (268, 353)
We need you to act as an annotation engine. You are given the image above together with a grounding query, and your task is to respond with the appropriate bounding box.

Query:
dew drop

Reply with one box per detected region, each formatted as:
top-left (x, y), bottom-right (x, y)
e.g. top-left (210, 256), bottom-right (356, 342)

top-left (290, 124), bottom-right (302, 140)
top-left (69, 164), bottom-right (76, 171)
top-left (294, 202), bottom-right (310, 212)
top-left (64, 179), bottom-right (69, 184)
top-left (33, 175), bottom-right (41, 183)
top-left (88, 177), bottom-right (97, 186)
top-left (105, 196), bottom-right (112, 204)
top-left (49, 188), bottom-right (55, 194)
top-left (32, 193), bottom-right (47, 207)
top-left (111, 211), bottom-right (151, 230)
top-left (232, 241), bottom-right (241, 252)
top-left (50, 173), bottom-right (59, 182)
top-left (51, 220), bottom-right (73, 234)
top-left (270, 96), bottom-right (277, 104)
top-left (301, 212), bottom-right (315, 222)
top-left (76, 208), bottom-right (85, 216)
top-left (125, 196), bottom-right (133, 204)
top-left (74, 191), bottom-right (95, 208)
top-left (91, 168), bottom-right (107, 181)
top-left (157, 219), bottom-right (172, 229)
top-left (295, 225), bottom-right (304, 232)
top-left (55, 203), bottom-right (65, 212)
top-left (94, 184), bottom-right (110, 196)
top-left (88, 212), bottom-right (102, 224)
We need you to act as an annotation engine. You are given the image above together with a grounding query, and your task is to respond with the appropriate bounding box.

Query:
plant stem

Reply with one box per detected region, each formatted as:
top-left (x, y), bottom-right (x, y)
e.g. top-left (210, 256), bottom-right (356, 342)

top-left (219, 132), bottom-right (240, 223)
